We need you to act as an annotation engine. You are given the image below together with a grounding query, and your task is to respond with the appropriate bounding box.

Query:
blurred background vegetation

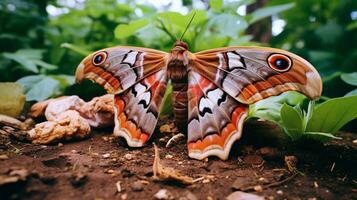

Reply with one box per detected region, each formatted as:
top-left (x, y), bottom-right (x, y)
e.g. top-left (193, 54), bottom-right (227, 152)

top-left (0, 0), bottom-right (356, 139)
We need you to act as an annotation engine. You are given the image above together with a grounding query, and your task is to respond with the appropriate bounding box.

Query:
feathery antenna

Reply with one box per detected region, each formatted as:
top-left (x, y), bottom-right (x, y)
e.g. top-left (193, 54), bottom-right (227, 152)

top-left (179, 12), bottom-right (196, 41)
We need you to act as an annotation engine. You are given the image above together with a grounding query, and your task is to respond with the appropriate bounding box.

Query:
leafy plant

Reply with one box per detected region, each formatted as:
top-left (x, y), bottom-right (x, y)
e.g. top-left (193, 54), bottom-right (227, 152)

top-left (251, 95), bottom-right (357, 142)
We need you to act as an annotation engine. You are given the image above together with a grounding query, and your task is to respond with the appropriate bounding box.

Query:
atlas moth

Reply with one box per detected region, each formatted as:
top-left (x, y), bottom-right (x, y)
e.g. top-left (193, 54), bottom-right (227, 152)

top-left (75, 21), bottom-right (322, 160)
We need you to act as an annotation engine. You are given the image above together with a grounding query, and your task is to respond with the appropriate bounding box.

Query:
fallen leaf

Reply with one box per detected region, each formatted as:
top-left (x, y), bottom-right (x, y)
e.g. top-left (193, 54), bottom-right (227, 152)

top-left (153, 144), bottom-right (197, 184)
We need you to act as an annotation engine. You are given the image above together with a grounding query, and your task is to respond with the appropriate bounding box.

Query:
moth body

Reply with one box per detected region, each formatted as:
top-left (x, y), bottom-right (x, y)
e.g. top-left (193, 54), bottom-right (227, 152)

top-left (167, 41), bottom-right (191, 132)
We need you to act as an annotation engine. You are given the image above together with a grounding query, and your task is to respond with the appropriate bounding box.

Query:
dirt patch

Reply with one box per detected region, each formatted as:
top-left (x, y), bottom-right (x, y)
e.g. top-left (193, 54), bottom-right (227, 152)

top-left (1, 119), bottom-right (356, 200)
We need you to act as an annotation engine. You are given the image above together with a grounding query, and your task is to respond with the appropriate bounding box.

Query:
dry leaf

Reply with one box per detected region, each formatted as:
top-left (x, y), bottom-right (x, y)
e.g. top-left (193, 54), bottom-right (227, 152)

top-left (153, 144), bottom-right (196, 185)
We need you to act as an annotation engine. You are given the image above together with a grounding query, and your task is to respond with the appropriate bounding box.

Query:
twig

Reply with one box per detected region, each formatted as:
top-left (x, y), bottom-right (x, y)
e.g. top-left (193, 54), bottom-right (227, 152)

top-left (241, 173), bottom-right (298, 192)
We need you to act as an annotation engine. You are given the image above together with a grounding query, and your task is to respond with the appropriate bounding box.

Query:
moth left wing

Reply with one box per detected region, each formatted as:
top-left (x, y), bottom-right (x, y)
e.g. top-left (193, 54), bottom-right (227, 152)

top-left (76, 47), bottom-right (168, 147)
top-left (187, 71), bottom-right (248, 160)
top-left (114, 70), bottom-right (167, 146)
top-left (192, 47), bottom-right (322, 104)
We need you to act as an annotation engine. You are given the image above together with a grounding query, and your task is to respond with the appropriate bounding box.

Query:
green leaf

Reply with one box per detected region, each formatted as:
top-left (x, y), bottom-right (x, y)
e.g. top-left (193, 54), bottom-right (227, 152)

top-left (16, 75), bottom-right (60, 102)
top-left (248, 91), bottom-right (306, 124)
top-left (305, 132), bottom-right (342, 143)
top-left (32, 60), bottom-right (58, 70)
top-left (2, 49), bottom-right (57, 73)
top-left (2, 52), bottom-right (38, 73)
top-left (345, 89), bottom-right (357, 97)
top-left (280, 104), bottom-right (304, 140)
top-left (15, 49), bottom-right (45, 60)
top-left (306, 95), bottom-right (357, 134)
top-left (61, 43), bottom-right (91, 56)
top-left (341, 72), bottom-right (357, 86)
top-left (114, 19), bottom-right (150, 39)
top-left (247, 3), bottom-right (295, 24)
top-left (210, 0), bottom-right (223, 12)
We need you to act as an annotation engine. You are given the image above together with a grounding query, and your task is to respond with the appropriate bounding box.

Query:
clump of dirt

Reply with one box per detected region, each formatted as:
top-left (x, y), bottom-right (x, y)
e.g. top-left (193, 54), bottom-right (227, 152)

top-left (0, 118), bottom-right (356, 200)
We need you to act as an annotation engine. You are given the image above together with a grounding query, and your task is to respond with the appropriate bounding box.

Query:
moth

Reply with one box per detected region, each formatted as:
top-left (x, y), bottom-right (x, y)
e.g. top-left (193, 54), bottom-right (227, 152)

top-left (75, 39), bottom-right (322, 160)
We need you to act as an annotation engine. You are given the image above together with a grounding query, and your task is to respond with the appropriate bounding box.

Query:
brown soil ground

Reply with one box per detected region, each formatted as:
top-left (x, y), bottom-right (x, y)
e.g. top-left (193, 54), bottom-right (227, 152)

top-left (1, 118), bottom-right (356, 200)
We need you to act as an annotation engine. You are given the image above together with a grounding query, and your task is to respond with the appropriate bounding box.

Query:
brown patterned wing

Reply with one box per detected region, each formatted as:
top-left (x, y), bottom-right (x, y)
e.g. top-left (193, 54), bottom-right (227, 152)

top-left (192, 46), bottom-right (322, 104)
top-left (75, 46), bottom-right (168, 94)
top-left (75, 47), bottom-right (168, 147)
top-left (114, 70), bottom-right (167, 146)
top-left (187, 71), bottom-right (248, 160)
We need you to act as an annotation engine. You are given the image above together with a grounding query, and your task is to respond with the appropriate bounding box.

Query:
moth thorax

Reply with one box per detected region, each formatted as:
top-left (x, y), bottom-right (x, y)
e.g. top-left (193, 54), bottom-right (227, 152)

top-left (167, 59), bottom-right (188, 83)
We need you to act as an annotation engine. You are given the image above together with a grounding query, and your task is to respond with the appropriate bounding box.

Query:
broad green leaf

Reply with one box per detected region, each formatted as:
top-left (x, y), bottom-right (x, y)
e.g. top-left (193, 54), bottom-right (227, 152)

top-left (2, 53), bottom-right (38, 73)
top-left (17, 75), bottom-right (60, 102)
top-left (247, 3), bottom-right (295, 24)
top-left (156, 12), bottom-right (187, 28)
top-left (341, 72), bottom-right (357, 86)
top-left (210, 0), bottom-right (223, 12)
top-left (280, 104), bottom-right (304, 140)
top-left (16, 49), bottom-right (45, 60)
top-left (61, 43), bottom-right (91, 56)
top-left (249, 91), bottom-right (306, 125)
top-left (306, 95), bottom-right (357, 134)
top-left (2, 49), bottom-right (57, 72)
top-left (345, 89), bottom-right (357, 97)
top-left (114, 19), bottom-right (150, 39)
top-left (305, 132), bottom-right (342, 143)
top-left (32, 60), bottom-right (57, 70)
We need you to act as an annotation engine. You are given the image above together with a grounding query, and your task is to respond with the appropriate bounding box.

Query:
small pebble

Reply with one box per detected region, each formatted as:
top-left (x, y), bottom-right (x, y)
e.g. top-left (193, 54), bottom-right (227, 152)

top-left (254, 185), bottom-right (263, 192)
top-left (124, 153), bottom-right (133, 160)
top-left (102, 136), bottom-right (109, 142)
top-left (131, 180), bottom-right (144, 191)
top-left (102, 153), bottom-right (110, 159)
top-left (258, 177), bottom-right (269, 184)
top-left (179, 191), bottom-right (198, 200)
top-left (105, 169), bottom-right (115, 174)
top-left (226, 191), bottom-right (264, 200)
top-left (165, 154), bottom-right (173, 159)
top-left (154, 189), bottom-right (174, 200)
top-left (314, 181), bottom-right (319, 188)
top-left (178, 161), bottom-right (183, 165)
top-left (71, 150), bottom-right (77, 153)
top-left (0, 154), bottom-right (9, 160)
top-left (202, 179), bottom-right (210, 184)
top-left (277, 190), bottom-right (283, 195)
top-left (58, 143), bottom-right (63, 147)
top-left (353, 139), bottom-right (357, 144)
top-left (121, 193), bottom-right (128, 200)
